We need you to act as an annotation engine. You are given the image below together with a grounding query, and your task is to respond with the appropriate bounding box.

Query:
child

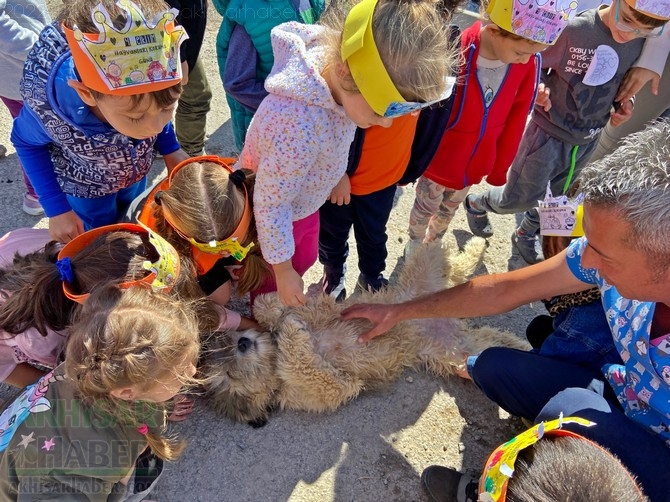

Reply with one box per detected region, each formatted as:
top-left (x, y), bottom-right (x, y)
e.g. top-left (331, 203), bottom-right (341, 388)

top-left (10, 0), bottom-right (191, 243)
top-left (0, 222), bottom-right (185, 388)
top-left (239, 0), bottom-right (453, 306)
top-left (136, 155), bottom-right (268, 319)
top-left (406, 0), bottom-right (560, 254)
top-left (0, 0), bottom-right (50, 215)
top-left (464, 0), bottom-right (670, 264)
top-left (0, 284), bottom-right (201, 500)
top-left (421, 416), bottom-right (648, 502)
top-left (214, 0), bottom-right (325, 150)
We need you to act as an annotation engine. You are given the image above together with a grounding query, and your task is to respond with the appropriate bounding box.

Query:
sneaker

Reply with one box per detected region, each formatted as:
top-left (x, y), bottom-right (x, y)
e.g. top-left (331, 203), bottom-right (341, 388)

top-left (22, 193), bottom-right (44, 216)
top-left (0, 144), bottom-right (7, 158)
top-left (463, 195), bottom-right (493, 238)
top-left (403, 239), bottom-right (423, 260)
top-left (511, 231), bottom-right (544, 265)
top-left (421, 465), bottom-right (479, 502)
top-left (322, 266), bottom-right (346, 302)
top-left (355, 273), bottom-right (389, 294)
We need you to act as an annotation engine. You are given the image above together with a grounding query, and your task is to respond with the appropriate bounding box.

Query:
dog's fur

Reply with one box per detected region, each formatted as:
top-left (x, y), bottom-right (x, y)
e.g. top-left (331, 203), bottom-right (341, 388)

top-left (201, 240), bottom-right (530, 426)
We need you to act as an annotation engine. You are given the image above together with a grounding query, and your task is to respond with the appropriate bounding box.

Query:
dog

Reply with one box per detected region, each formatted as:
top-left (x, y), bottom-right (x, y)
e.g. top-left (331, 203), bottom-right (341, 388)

top-left (201, 240), bottom-right (530, 427)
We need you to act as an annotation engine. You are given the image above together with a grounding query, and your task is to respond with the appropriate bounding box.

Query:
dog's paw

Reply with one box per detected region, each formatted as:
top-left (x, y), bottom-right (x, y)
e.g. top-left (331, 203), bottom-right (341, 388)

top-left (249, 417), bottom-right (268, 428)
top-left (253, 293), bottom-right (287, 330)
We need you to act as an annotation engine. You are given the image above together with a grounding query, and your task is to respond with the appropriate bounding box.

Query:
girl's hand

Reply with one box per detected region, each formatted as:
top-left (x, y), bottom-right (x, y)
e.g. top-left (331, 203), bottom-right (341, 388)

top-left (535, 83), bottom-right (551, 112)
top-left (273, 262), bottom-right (305, 306)
top-left (49, 211), bottom-right (85, 243)
top-left (328, 175), bottom-right (351, 205)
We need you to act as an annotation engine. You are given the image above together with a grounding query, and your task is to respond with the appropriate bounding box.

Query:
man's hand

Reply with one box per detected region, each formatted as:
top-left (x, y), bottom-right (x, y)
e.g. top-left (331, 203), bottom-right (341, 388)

top-left (49, 211), bottom-right (85, 243)
top-left (535, 83), bottom-right (552, 112)
top-left (329, 174), bottom-right (351, 205)
top-left (616, 67), bottom-right (660, 103)
top-left (340, 303), bottom-right (399, 343)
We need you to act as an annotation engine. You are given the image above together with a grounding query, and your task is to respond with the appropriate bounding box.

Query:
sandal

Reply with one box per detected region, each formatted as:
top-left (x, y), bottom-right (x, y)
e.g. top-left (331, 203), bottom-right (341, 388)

top-left (463, 195), bottom-right (493, 238)
top-left (167, 395), bottom-right (194, 422)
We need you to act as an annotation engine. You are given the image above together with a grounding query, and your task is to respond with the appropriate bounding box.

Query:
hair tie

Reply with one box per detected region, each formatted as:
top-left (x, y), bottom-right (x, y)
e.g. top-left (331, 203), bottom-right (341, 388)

top-left (229, 169), bottom-right (246, 188)
top-left (55, 257), bottom-right (75, 283)
top-left (154, 191), bottom-right (164, 205)
top-left (137, 423), bottom-right (149, 435)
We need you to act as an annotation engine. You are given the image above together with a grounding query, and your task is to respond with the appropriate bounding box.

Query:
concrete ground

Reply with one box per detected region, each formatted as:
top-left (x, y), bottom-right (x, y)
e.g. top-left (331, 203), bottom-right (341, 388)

top-left (0, 5), bottom-right (545, 501)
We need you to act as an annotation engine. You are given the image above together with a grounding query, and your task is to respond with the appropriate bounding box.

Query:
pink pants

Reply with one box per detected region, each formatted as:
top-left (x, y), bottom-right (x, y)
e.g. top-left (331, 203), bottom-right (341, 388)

top-left (1, 96), bottom-right (37, 198)
top-left (250, 211), bottom-right (319, 304)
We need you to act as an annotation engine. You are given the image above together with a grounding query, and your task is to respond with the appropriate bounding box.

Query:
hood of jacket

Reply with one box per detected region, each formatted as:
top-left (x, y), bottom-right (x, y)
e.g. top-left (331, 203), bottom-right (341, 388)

top-left (264, 22), bottom-right (343, 114)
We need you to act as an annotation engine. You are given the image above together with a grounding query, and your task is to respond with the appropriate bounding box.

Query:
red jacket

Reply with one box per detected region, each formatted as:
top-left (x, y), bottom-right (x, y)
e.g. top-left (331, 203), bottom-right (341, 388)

top-left (423, 22), bottom-right (539, 190)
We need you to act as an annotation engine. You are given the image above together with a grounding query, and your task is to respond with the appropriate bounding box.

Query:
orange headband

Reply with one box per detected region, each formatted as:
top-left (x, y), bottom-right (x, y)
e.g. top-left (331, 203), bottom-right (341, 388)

top-left (56, 223), bottom-right (181, 304)
top-left (159, 155), bottom-right (255, 261)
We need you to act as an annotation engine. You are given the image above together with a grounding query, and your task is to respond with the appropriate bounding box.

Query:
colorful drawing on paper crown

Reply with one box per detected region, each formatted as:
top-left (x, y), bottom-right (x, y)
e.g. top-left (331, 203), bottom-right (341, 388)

top-left (487, 0), bottom-right (580, 45)
top-left (63, 0), bottom-right (188, 95)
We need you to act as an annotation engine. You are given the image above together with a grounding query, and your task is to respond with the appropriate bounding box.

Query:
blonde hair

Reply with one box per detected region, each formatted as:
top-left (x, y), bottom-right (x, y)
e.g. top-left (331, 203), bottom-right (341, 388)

top-left (320, 0), bottom-right (457, 103)
top-left (153, 161), bottom-right (271, 295)
top-left (64, 285), bottom-right (202, 461)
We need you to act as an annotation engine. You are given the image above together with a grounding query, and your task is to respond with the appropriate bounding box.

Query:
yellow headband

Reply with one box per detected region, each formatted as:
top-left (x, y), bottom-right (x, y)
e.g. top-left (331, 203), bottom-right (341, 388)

top-left (341, 0), bottom-right (404, 116)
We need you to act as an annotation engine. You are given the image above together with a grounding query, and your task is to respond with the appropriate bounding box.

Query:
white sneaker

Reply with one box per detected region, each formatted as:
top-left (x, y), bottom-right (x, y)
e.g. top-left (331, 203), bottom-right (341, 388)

top-left (22, 193), bottom-right (44, 216)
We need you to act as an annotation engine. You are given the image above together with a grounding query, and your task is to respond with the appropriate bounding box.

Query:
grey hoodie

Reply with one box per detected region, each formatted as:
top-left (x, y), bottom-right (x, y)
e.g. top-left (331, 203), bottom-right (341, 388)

top-left (0, 0), bottom-right (50, 100)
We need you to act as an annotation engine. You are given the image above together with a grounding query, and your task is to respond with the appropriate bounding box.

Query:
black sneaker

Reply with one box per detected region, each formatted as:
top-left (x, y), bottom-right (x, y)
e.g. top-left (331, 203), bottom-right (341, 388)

top-left (355, 273), bottom-right (389, 294)
top-left (322, 268), bottom-right (346, 302)
top-left (421, 465), bottom-right (479, 502)
top-left (511, 231), bottom-right (544, 265)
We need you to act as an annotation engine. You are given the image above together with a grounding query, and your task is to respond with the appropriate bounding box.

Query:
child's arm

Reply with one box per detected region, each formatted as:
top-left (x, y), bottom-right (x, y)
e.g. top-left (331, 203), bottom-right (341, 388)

top-left (616, 31), bottom-right (670, 102)
top-left (154, 122), bottom-right (188, 172)
top-left (11, 107), bottom-right (85, 242)
top-left (328, 174), bottom-right (351, 205)
top-left (535, 82), bottom-right (551, 112)
top-left (224, 24), bottom-right (268, 112)
top-left (272, 259), bottom-right (305, 306)
top-left (3, 363), bottom-right (47, 388)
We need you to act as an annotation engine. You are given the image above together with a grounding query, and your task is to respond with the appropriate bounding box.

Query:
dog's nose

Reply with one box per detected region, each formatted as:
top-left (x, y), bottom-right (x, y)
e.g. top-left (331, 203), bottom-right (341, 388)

top-left (238, 337), bottom-right (253, 353)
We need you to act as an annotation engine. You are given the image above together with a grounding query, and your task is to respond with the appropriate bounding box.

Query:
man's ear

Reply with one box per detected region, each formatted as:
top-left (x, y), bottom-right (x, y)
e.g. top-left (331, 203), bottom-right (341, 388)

top-left (67, 79), bottom-right (97, 106)
top-left (110, 386), bottom-right (139, 401)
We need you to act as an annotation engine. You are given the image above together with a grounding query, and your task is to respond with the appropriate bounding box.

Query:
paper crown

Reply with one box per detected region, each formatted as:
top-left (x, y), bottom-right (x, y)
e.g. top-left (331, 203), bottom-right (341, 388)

top-left (63, 0), bottom-right (188, 95)
top-left (57, 223), bottom-right (180, 303)
top-left (624, 0), bottom-right (670, 20)
top-left (478, 415), bottom-right (596, 501)
top-left (487, 0), bottom-right (579, 45)
top-left (538, 183), bottom-right (584, 237)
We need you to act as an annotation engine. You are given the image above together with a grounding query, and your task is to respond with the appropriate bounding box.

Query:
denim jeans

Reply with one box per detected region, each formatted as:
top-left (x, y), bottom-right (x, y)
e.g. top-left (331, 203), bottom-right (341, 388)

top-left (536, 300), bottom-right (622, 371)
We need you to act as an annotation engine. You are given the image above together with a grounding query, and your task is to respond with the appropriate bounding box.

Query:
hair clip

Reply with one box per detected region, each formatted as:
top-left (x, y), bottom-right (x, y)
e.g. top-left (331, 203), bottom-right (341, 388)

top-left (154, 191), bottom-right (163, 205)
top-left (229, 169), bottom-right (246, 188)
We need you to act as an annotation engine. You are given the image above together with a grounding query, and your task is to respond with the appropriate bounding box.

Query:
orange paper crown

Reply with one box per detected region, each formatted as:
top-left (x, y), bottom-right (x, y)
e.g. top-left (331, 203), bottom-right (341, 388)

top-left (63, 0), bottom-right (188, 95)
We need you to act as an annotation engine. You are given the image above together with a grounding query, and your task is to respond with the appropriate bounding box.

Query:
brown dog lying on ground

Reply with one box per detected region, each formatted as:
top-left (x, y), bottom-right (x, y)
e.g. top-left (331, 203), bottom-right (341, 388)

top-left (201, 240), bottom-right (530, 427)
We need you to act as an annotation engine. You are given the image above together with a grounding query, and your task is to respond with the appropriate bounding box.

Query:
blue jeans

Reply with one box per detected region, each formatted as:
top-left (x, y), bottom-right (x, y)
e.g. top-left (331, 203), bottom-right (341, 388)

top-left (538, 388), bottom-right (670, 502)
top-left (535, 301), bottom-right (622, 371)
top-left (468, 347), bottom-right (620, 420)
top-left (67, 179), bottom-right (147, 230)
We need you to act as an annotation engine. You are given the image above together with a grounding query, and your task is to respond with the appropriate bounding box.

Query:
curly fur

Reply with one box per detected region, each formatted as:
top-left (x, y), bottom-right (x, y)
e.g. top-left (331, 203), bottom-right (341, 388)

top-left (201, 240), bottom-right (530, 426)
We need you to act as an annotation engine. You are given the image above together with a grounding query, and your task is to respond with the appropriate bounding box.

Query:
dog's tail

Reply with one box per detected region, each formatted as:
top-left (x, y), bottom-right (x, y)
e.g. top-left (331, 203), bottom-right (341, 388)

top-left (446, 237), bottom-right (487, 287)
